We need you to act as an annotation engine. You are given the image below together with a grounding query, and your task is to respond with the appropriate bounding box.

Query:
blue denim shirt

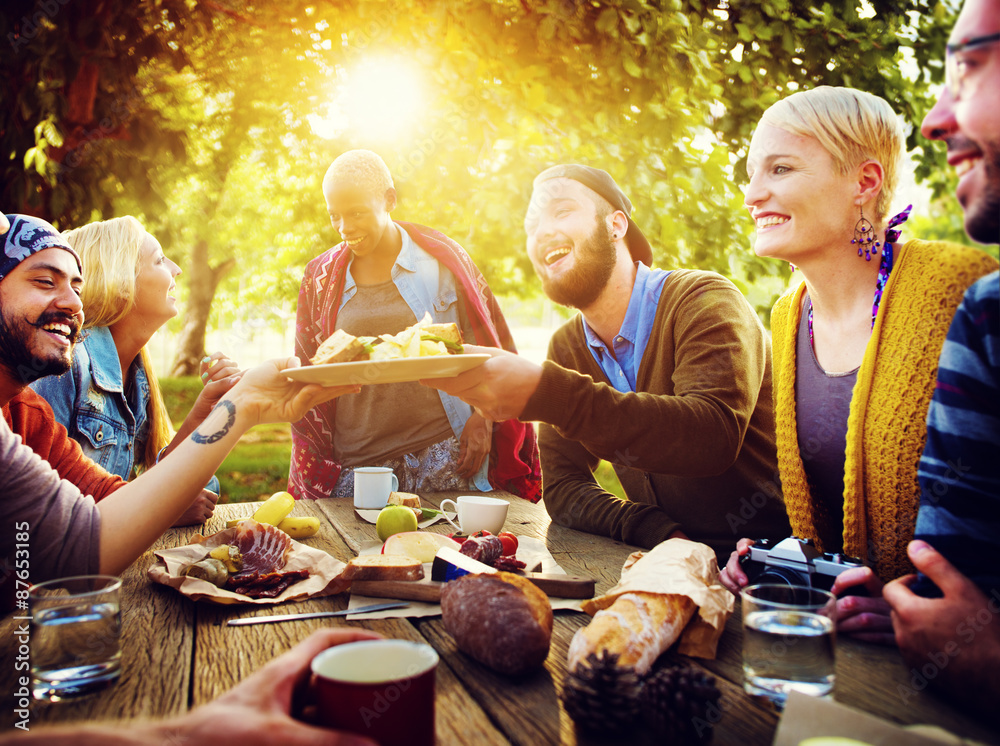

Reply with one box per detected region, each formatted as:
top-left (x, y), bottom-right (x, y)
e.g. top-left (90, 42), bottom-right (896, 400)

top-left (339, 229), bottom-right (491, 491)
top-left (584, 263), bottom-right (672, 393)
top-left (30, 326), bottom-right (220, 492)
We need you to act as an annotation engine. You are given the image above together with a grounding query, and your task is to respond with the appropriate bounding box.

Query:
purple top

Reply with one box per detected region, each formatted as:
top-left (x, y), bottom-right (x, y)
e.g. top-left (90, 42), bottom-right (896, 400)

top-left (795, 302), bottom-right (857, 553)
top-left (0, 417), bottom-right (101, 611)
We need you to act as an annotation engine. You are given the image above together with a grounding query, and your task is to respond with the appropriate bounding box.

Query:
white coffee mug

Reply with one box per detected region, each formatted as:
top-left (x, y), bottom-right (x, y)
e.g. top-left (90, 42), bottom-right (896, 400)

top-left (353, 467), bottom-right (399, 510)
top-left (440, 495), bottom-right (509, 535)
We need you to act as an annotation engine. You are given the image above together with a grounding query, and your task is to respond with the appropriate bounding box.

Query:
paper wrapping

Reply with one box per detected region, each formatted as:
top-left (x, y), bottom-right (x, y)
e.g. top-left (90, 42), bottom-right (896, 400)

top-left (774, 691), bottom-right (967, 745)
top-left (148, 527), bottom-right (350, 605)
top-left (581, 538), bottom-right (733, 659)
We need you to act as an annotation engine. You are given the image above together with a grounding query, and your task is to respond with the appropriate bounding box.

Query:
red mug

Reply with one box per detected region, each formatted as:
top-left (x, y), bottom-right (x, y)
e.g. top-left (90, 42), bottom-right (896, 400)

top-left (311, 639), bottom-right (438, 745)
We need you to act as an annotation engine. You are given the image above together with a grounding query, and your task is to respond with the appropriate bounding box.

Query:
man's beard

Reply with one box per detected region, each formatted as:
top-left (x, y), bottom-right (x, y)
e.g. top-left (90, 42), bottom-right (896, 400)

top-left (964, 140), bottom-right (1000, 245)
top-left (0, 307), bottom-right (77, 385)
top-left (538, 223), bottom-right (617, 310)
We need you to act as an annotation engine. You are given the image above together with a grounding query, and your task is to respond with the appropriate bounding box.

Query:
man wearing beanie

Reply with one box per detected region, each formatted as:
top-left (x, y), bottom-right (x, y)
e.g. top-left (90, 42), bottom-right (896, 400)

top-left (426, 166), bottom-right (789, 556)
top-left (0, 213), bottom-right (127, 499)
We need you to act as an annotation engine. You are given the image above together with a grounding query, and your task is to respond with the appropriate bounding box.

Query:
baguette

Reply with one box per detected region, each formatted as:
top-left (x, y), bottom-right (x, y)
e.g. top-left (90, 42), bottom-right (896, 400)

top-left (343, 554), bottom-right (424, 582)
top-left (567, 591), bottom-right (696, 676)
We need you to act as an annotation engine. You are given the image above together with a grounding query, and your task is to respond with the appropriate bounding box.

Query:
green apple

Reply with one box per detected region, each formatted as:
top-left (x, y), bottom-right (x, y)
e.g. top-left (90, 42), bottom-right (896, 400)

top-left (376, 505), bottom-right (419, 542)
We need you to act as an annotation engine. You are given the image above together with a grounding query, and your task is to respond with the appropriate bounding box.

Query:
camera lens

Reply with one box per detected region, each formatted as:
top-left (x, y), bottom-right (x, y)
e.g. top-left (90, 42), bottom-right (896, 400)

top-left (756, 567), bottom-right (811, 599)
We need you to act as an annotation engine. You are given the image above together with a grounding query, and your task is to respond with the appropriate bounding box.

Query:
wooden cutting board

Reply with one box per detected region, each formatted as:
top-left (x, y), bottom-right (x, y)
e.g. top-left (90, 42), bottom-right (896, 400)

top-left (351, 572), bottom-right (595, 602)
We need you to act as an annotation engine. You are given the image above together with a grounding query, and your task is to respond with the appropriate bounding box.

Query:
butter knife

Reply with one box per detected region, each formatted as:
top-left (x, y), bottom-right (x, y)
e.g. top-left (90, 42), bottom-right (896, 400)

top-left (226, 601), bottom-right (409, 626)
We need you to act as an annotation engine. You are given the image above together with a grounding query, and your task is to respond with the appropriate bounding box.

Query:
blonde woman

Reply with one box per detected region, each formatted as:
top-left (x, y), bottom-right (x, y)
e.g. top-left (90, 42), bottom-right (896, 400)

top-left (31, 216), bottom-right (239, 525)
top-left (718, 87), bottom-right (998, 642)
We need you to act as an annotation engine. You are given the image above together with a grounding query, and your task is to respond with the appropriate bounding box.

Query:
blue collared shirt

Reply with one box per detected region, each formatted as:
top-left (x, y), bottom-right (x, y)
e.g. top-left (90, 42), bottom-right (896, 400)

top-left (338, 229), bottom-right (491, 491)
top-left (584, 263), bottom-right (672, 392)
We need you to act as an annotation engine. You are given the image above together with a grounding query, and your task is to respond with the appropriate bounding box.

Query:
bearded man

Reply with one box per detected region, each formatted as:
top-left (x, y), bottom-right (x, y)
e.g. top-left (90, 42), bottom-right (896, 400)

top-left (426, 165), bottom-right (788, 556)
top-left (0, 213), bottom-right (125, 500)
top-left (882, 0), bottom-right (1000, 718)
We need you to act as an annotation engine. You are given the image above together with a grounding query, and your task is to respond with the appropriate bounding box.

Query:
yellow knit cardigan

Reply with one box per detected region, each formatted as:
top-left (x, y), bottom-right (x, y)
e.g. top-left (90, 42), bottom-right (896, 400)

top-left (771, 239), bottom-right (999, 581)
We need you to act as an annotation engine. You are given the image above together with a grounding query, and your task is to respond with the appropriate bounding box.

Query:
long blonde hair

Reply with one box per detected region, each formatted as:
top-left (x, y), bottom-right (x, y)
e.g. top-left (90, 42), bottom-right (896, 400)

top-left (63, 216), bottom-right (174, 471)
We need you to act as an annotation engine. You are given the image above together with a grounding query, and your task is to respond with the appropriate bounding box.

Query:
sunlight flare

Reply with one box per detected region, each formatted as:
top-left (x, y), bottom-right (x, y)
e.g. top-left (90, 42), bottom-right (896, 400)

top-left (309, 56), bottom-right (425, 142)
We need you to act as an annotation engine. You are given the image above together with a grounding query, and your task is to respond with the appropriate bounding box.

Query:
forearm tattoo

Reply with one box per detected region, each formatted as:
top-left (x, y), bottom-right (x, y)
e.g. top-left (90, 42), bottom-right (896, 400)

top-left (192, 399), bottom-right (236, 444)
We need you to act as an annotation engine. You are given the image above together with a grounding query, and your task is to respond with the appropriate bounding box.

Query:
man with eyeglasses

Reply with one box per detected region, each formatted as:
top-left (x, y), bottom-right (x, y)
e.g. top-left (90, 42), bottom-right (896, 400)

top-left (883, 0), bottom-right (1000, 720)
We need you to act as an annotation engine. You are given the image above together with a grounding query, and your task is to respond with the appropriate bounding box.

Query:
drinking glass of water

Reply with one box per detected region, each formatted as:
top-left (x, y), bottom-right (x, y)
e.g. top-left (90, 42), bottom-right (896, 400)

top-left (741, 583), bottom-right (836, 708)
top-left (29, 575), bottom-right (122, 701)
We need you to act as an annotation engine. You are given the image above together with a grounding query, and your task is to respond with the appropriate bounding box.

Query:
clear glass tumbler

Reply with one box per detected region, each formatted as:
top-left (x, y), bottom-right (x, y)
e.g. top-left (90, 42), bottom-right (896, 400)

top-left (741, 583), bottom-right (837, 708)
top-left (29, 575), bottom-right (123, 701)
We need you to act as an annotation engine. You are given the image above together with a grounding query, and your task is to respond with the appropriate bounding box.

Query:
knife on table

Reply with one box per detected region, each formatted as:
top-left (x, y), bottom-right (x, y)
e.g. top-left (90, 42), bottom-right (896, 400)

top-left (226, 601), bottom-right (409, 626)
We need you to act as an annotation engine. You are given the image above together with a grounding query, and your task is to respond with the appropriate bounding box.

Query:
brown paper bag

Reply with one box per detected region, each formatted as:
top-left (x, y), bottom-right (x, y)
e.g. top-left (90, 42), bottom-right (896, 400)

top-left (148, 527), bottom-right (350, 605)
top-left (582, 538), bottom-right (733, 658)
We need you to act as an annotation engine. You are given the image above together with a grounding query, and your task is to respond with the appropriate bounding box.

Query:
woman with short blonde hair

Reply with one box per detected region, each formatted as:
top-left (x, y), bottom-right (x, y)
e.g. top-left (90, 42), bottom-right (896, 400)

top-left (719, 86), bottom-right (998, 644)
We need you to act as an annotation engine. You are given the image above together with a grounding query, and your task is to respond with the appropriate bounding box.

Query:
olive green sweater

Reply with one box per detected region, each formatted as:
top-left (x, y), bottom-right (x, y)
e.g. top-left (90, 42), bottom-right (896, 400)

top-left (523, 269), bottom-right (790, 556)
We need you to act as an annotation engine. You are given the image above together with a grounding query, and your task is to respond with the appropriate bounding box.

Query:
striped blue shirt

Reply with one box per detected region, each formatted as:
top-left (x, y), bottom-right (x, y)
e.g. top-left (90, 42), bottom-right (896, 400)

top-left (912, 271), bottom-right (1000, 596)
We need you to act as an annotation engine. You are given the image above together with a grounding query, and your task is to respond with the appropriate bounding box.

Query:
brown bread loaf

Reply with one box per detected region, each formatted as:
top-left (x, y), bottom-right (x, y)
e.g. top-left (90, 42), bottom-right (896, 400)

top-left (441, 572), bottom-right (553, 675)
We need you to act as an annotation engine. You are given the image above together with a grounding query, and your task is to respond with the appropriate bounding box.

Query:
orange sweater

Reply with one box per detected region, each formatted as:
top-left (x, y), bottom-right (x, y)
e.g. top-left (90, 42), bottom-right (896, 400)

top-left (2, 388), bottom-right (125, 501)
top-left (771, 240), bottom-right (998, 581)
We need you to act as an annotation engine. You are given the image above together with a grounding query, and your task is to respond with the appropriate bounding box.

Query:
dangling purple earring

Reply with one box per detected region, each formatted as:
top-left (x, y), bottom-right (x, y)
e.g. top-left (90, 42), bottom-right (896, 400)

top-left (851, 205), bottom-right (881, 262)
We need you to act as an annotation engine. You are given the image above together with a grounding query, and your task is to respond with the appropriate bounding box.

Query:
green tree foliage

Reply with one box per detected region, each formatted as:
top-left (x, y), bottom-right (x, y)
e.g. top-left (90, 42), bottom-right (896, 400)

top-left (1, 0), bottom-right (212, 224)
top-left (2, 0), bottom-right (968, 357)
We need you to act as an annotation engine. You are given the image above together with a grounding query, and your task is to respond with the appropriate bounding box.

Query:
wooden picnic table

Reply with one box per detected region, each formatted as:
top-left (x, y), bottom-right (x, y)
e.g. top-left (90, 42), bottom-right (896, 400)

top-left (2, 491), bottom-right (998, 744)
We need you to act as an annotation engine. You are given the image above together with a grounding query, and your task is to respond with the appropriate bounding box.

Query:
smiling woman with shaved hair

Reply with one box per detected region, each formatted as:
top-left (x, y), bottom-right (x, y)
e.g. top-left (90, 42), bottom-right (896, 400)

top-left (719, 86), bottom-right (998, 645)
top-left (290, 149), bottom-right (541, 503)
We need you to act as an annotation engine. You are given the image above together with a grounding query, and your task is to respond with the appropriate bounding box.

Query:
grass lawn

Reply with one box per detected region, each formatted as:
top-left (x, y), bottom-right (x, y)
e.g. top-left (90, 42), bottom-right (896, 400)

top-left (160, 376), bottom-right (626, 504)
top-left (161, 377), bottom-right (290, 503)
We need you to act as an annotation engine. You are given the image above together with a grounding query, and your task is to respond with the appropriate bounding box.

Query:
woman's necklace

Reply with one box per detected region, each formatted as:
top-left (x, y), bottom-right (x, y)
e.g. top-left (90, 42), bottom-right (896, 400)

top-left (807, 205), bottom-right (912, 347)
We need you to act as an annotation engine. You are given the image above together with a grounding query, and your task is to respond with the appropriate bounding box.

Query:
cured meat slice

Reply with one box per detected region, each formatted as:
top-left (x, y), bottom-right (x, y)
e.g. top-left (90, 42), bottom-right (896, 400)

top-left (232, 520), bottom-right (292, 576)
top-left (226, 570), bottom-right (311, 599)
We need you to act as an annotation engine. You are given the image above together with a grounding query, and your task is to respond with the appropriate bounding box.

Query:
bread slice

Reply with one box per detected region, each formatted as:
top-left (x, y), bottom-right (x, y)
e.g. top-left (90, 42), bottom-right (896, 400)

top-left (421, 323), bottom-right (462, 344)
top-left (344, 554), bottom-right (424, 582)
top-left (311, 329), bottom-right (369, 365)
top-left (387, 492), bottom-right (421, 509)
top-left (420, 323), bottom-right (463, 353)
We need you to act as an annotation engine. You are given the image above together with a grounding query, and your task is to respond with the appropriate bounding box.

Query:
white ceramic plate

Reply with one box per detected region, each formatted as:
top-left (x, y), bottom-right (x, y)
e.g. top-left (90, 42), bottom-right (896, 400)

top-left (284, 354), bottom-right (490, 386)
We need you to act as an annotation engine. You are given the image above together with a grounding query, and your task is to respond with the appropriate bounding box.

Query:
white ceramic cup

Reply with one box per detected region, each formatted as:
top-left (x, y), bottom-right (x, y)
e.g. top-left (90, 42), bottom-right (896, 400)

top-left (353, 467), bottom-right (399, 510)
top-left (439, 494), bottom-right (509, 535)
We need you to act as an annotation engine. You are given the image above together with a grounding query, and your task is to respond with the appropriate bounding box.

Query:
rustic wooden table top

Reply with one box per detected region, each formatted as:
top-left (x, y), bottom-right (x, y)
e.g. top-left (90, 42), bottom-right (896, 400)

top-left (2, 492), bottom-right (997, 744)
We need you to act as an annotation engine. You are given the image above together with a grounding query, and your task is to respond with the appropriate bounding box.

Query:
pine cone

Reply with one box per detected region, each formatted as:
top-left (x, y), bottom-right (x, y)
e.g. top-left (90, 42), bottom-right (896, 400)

top-left (562, 651), bottom-right (643, 733)
top-left (640, 663), bottom-right (721, 743)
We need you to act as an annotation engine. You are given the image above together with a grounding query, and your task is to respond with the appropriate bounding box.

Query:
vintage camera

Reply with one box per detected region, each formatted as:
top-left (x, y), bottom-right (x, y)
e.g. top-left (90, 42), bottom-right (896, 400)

top-left (739, 537), bottom-right (866, 593)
